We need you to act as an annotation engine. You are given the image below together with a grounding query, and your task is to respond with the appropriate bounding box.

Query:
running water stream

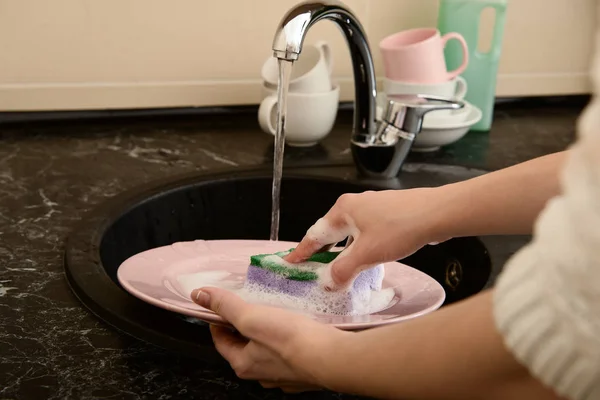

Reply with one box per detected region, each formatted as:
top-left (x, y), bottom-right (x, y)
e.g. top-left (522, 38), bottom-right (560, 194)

top-left (269, 59), bottom-right (294, 241)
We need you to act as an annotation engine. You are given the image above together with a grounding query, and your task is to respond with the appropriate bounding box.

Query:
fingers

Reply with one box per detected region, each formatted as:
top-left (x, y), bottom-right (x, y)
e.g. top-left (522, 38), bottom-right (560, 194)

top-left (284, 237), bottom-right (328, 263)
top-left (306, 215), bottom-right (353, 246)
top-left (210, 324), bottom-right (247, 364)
top-left (284, 215), bottom-right (353, 263)
top-left (191, 287), bottom-right (250, 327)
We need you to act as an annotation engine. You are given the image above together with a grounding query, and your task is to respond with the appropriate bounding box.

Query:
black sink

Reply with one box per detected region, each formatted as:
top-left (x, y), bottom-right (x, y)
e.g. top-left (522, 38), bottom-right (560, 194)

top-left (64, 162), bottom-right (493, 364)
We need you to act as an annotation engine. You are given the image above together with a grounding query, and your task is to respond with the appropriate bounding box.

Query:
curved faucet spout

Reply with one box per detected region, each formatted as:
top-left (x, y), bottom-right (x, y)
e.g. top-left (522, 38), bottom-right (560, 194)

top-left (272, 1), bottom-right (465, 179)
top-left (272, 0), bottom-right (377, 147)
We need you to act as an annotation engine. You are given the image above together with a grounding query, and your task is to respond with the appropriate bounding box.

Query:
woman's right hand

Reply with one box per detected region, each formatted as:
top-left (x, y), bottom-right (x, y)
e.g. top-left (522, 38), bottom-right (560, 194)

top-left (284, 188), bottom-right (452, 290)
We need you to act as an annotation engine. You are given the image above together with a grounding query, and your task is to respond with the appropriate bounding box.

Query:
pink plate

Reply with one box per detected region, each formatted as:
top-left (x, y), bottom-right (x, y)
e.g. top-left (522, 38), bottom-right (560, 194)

top-left (116, 239), bottom-right (445, 330)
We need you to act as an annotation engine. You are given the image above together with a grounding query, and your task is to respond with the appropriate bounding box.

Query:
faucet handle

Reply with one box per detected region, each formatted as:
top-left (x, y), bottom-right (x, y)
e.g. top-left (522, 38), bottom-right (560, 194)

top-left (353, 94), bottom-right (465, 147)
top-left (382, 94), bottom-right (464, 136)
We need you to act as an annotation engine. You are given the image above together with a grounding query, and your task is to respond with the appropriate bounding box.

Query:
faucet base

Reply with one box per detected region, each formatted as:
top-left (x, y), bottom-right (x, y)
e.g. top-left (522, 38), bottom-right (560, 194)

top-left (351, 142), bottom-right (412, 179)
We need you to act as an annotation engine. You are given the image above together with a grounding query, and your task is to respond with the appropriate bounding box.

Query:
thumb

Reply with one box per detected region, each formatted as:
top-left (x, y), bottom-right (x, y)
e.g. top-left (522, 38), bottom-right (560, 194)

top-left (191, 287), bottom-right (249, 327)
top-left (327, 240), bottom-right (374, 290)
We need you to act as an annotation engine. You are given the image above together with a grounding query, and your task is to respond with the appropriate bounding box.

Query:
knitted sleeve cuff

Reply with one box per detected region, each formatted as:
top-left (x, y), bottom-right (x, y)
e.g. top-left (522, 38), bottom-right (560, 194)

top-left (493, 149), bottom-right (600, 400)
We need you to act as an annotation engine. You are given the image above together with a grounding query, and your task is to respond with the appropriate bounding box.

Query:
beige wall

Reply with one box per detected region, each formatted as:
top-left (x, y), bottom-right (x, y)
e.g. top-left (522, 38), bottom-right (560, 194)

top-left (0, 0), bottom-right (595, 111)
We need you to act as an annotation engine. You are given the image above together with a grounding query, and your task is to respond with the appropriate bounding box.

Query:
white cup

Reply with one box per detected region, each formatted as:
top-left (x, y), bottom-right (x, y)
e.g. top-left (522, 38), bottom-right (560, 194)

top-left (258, 84), bottom-right (339, 147)
top-left (261, 41), bottom-right (333, 93)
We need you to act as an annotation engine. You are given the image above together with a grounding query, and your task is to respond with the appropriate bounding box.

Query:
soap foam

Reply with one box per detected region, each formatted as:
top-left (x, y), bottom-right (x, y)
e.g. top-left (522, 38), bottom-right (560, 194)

top-left (262, 254), bottom-right (327, 273)
top-left (238, 280), bottom-right (395, 316)
top-left (178, 269), bottom-right (395, 317)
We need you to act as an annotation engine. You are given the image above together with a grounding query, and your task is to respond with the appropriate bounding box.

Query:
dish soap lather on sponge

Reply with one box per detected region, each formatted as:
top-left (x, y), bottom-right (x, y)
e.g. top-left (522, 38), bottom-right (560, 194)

top-left (246, 248), bottom-right (385, 315)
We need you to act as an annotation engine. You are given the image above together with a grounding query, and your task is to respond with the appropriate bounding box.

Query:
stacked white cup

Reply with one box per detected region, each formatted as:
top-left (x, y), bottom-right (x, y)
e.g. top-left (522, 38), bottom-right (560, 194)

top-left (258, 41), bottom-right (338, 147)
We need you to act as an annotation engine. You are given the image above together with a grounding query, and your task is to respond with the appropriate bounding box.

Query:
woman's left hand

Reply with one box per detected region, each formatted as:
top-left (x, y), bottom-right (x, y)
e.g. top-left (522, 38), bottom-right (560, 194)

top-left (190, 287), bottom-right (345, 393)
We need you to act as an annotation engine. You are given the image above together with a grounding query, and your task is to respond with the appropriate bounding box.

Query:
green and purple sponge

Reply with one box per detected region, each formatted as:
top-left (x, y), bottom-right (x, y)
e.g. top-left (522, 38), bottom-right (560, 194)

top-left (246, 248), bottom-right (384, 299)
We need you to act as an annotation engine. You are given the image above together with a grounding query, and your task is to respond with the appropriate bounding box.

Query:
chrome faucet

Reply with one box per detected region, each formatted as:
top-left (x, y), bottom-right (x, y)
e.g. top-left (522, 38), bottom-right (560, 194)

top-left (272, 0), bottom-right (464, 179)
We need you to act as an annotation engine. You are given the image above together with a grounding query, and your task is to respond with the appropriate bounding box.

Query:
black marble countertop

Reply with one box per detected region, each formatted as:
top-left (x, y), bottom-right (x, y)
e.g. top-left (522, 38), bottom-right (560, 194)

top-left (0, 96), bottom-right (584, 399)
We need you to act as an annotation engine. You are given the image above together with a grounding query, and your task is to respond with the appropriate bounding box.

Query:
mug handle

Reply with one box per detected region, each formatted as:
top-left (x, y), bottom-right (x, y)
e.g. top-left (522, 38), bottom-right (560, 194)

top-left (258, 95), bottom-right (278, 135)
top-left (315, 40), bottom-right (333, 75)
top-left (454, 76), bottom-right (468, 99)
top-left (441, 32), bottom-right (469, 80)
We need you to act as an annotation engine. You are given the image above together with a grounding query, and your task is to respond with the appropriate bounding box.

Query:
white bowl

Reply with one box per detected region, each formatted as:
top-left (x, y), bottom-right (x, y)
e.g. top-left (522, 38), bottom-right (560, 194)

top-left (412, 101), bottom-right (482, 152)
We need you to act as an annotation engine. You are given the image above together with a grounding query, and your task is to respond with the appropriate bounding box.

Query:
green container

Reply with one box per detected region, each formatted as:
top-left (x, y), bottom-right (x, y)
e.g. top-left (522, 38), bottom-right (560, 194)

top-left (438, 0), bottom-right (508, 131)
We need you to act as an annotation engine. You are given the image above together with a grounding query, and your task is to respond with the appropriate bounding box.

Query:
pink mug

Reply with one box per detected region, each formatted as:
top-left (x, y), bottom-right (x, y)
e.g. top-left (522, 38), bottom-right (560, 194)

top-left (379, 28), bottom-right (468, 83)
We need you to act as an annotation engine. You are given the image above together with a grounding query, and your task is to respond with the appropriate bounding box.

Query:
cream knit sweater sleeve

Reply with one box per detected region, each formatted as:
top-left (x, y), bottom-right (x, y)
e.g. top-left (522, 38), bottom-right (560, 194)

top-left (493, 4), bottom-right (600, 400)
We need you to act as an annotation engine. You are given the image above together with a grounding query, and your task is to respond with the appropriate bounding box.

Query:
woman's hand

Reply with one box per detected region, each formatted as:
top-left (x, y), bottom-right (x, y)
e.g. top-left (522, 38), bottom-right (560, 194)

top-left (285, 188), bottom-right (451, 290)
top-left (286, 152), bottom-right (568, 291)
top-left (190, 287), bottom-right (346, 393)
top-left (192, 288), bottom-right (560, 399)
